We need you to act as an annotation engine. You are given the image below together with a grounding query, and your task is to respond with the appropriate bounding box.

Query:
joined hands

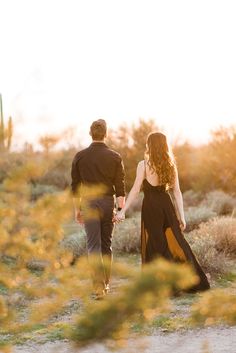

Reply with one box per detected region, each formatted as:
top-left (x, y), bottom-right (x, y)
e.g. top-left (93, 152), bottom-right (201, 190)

top-left (113, 210), bottom-right (126, 224)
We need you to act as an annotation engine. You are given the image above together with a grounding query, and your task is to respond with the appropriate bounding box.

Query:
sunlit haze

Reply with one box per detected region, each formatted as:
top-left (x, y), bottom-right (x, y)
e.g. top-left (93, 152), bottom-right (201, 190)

top-left (1, 0), bottom-right (236, 149)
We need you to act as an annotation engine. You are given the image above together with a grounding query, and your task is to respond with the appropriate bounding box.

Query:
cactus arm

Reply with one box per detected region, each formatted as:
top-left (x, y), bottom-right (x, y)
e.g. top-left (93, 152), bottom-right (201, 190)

top-left (0, 94), bottom-right (5, 150)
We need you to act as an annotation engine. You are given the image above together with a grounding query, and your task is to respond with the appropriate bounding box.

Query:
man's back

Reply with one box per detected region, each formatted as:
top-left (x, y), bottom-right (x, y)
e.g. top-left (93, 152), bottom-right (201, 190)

top-left (71, 142), bottom-right (125, 197)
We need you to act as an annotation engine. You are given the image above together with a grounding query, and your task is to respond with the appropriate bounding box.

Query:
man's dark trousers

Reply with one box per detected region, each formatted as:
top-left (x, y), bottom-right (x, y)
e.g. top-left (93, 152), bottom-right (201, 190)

top-left (84, 195), bottom-right (115, 291)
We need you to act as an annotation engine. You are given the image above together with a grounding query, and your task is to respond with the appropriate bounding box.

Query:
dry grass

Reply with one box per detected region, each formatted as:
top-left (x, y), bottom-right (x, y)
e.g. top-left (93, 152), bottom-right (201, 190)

top-left (200, 190), bottom-right (236, 216)
top-left (185, 206), bottom-right (217, 232)
top-left (113, 213), bottom-right (141, 253)
top-left (186, 216), bottom-right (236, 275)
top-left (60, 231), bottom-right (86, 258)
top-left (188, 216), bottom-right (236, 255)
top-left (186, 232), bottom-right (231, 276)
top-left (183, 190), bottom-right (203, 207)
top-left (125, 193), bottom-right (143, 218)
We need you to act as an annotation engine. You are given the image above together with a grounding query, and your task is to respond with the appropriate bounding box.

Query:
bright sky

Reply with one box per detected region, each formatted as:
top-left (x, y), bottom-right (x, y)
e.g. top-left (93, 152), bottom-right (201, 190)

top-left (0, 0), bottom-right (236, 149)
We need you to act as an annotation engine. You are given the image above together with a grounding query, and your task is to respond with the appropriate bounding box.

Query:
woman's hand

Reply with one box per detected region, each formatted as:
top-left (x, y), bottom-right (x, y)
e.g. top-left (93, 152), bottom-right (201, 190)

top-left (179, 218), bottom-right (186, 231)
top-left (115, 210), bottom-right (126, 223)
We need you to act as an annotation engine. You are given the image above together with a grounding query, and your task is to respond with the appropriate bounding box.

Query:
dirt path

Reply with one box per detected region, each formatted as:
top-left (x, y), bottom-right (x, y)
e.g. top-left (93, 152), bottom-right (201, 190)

top-left (13, 326), bottom-right (236, 353)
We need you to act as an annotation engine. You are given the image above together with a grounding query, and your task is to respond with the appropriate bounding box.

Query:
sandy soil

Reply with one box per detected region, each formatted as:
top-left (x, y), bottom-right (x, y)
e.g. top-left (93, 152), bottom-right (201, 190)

top-left (13, 326), bottom-right (236, 353)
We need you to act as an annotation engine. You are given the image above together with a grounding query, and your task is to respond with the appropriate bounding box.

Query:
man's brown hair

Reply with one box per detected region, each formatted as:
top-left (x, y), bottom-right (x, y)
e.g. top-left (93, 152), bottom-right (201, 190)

top-left (90, 119), bottom-right (107, 140)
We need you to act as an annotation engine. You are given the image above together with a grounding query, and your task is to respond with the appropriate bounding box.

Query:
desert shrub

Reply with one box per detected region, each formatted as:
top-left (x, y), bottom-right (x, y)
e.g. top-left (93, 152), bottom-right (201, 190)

top-left (59, 215), bottom-right (141, 260)
top-left (30, 184), bottom-right (60, 200)
top-left (173, 143), bottom-right (199, 192)
top-left (0, 151), bottom-right (27, 183)
top-left (201, 190), bottom-right (236, 216)
top-left (125, 193), bottom-right (143, 218)
top-left (186, 216), bottom-right (236, 275)
top-left (26, 230), bottom-right (87, 271)
top-left (26, 259), bottom-right (49, 271)
top-left (191, 289), bottom-right (236, 325)
top-left (107, 119), bottom-right (159, 191)
top-left (37, 149), bottom-right (77, 189)
top-left (112, 214), bottom-right (140, 253)
top-left (183, 190), bottom-right (203, 207)
top-left (197, 216), bottom-right (236, 255)
top-left (0, 162), bottom-right (77, 335)
top-left (185, 206), bottom-right (217, 232)
top-left (60, 231), bottom-right (86, 259)
top-left (186, 232), bottom-right (231, 276)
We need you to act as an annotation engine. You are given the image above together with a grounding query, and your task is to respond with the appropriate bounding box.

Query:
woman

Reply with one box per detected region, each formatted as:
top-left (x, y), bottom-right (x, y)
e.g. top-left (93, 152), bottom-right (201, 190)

top-left (116, 132), bottom-right (210, 292)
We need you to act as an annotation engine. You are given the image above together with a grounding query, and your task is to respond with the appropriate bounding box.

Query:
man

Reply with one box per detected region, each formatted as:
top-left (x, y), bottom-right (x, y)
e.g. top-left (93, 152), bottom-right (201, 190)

top-left (71, 119), bottom-right (125, 298)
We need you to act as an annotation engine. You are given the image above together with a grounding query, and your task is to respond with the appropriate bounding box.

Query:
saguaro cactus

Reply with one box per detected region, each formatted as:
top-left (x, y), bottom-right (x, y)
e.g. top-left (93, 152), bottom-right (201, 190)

top-left (0, 94), bottom-right (13, 151)
top-left (0, 94), bottom-right (4, 150)
top-left (7, 116), bottom-right (13, 150)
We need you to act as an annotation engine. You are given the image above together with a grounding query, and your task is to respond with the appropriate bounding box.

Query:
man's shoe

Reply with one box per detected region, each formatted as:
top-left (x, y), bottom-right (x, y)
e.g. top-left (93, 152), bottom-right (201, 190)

top-left (91, 290), bottom-right (105, 300)
top-left (104, 284), bottom-right (110, 294)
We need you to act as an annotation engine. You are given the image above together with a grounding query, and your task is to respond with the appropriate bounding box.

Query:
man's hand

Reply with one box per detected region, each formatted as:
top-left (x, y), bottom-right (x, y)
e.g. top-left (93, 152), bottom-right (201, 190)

top-left (75, 210), bottom-right (84, 224)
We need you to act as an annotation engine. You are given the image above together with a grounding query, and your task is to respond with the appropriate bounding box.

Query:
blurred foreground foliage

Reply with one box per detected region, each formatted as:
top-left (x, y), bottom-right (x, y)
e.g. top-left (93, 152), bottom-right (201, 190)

top-left (71, 258), bottom-right (198, 346)
top-left (0, 161), bottom-right (236, 351)
top-left (191, 288), bottom-right (236, 326)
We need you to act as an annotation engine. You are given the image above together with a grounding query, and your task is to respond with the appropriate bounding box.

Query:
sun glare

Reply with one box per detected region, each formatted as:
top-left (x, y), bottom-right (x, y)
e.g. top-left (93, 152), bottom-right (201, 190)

top-left (0, 0), bottom-right (236, 148)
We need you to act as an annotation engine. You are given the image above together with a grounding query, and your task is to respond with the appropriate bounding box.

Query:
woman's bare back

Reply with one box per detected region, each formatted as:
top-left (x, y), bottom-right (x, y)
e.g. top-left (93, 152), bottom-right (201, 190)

top-left (143, 159), bottom-right (162, 187)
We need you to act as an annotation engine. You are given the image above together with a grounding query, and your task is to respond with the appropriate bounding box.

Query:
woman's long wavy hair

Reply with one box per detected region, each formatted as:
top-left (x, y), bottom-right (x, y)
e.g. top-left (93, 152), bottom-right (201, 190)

top-left (145, 132), bottom-right (176, 188)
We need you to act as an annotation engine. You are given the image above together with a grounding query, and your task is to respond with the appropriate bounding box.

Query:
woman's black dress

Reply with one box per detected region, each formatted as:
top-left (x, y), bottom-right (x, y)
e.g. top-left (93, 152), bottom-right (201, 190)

top-left (141, 179), bottom-right (210, 292)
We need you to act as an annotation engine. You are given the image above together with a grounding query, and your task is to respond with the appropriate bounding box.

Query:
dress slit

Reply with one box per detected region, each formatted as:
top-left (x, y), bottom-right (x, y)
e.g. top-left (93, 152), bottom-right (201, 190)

top-left (164, 227), bottom-right (187, 261)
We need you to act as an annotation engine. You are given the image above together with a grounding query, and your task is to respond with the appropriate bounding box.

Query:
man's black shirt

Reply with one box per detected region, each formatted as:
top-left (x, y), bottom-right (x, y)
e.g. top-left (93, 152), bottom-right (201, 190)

top-left (71, 142), bottom-right (125, 197)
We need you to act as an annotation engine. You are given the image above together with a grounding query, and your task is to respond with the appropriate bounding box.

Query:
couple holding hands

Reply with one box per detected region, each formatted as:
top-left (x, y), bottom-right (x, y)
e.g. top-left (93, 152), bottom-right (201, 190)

top-left (71, 119), bottom-right (210, 298)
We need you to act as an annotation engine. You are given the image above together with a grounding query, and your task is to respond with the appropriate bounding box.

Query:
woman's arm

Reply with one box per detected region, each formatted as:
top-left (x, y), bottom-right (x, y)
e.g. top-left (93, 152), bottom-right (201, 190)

top-left (116, 161), bottom-right (145, 220)
top-left (172, 167), bottom-right (186, 231)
